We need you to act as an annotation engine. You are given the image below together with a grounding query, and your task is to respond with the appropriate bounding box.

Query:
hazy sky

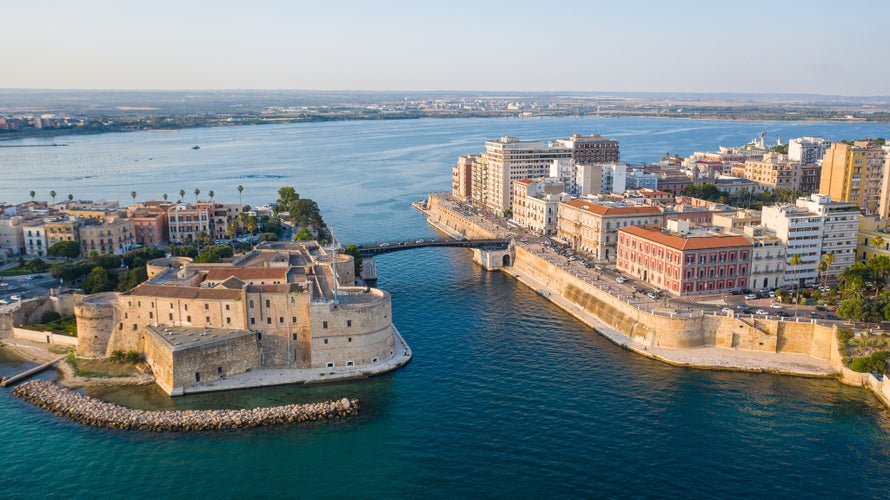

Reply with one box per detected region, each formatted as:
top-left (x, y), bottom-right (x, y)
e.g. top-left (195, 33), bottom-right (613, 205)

top-left (5, 0), bottom-right (889, 95)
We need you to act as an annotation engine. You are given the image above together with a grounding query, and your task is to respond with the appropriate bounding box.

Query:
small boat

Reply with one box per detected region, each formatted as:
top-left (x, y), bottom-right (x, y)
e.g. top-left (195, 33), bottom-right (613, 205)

top-left (192, 145), bottom-right (200, 150)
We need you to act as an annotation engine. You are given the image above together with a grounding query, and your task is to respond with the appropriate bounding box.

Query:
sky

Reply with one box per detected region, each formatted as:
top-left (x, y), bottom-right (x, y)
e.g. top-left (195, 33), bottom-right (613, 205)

top-left (4, 0), bottom-right (890, 95)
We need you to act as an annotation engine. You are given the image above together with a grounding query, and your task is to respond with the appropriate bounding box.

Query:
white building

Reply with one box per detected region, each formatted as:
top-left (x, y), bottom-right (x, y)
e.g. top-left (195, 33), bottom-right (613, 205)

top-left (511, 178), bottom-right (570, 235)
top-left (761, 194), bottom-right (859, 286)
top-left (23, 220), bottom-right (47, 257)
top-left (742, 225), bottom-right (786, 291)
top-left (788, 136), bottom-right (828, 164)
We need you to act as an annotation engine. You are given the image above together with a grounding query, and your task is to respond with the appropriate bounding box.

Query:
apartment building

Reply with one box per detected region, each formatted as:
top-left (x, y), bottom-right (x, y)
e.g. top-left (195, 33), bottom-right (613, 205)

top-left (557, 199), bottom-right (664, 261)
top-left (552, 133), bottom-right (620, 164)
top-left (511, 178), bottom-right (569, 235)
top-left (79, 218), bottom-right (136, 256)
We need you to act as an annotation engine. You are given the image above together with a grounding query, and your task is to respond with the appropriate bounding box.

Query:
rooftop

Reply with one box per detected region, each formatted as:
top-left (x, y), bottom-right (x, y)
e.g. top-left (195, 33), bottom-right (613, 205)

top-left (622, 225), bottom-right (753, 251)
top-left (144, 325), bottom-right (255, 352)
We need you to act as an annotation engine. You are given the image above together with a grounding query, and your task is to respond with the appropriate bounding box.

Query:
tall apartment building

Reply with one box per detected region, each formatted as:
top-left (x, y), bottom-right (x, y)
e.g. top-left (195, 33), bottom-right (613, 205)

top-left (819, 142), bottom-right (867, 209)
top-left (128, 201), bottom-right (173, 247)
top-left (761, 194), bottom-right (859, 286)
top-left (878, 146), bottom-right (890, 219)
top-left (452, 155), bottom-right (476, 201)
top-left (616, 220), bottom-right (753, 296)
top-left (557, 199), bottom-right (664, 261)
top-left (741, 225), bottom-right (786, 291)
top-left (472, 136), bottom-right (572, 214)
top-left (552, 133), bottom-right (620, 164)
top-left (856, 140), bottom-right (887, 215)
top-left (511, 178), bottom-right (569, 235)
top-left (788, 136), bottom-right (828, 164)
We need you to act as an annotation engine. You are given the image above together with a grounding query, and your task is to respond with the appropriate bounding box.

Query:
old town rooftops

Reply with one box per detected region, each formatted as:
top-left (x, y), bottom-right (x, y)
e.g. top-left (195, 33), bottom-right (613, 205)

top-left (562, 199), bottom-right (663, 216)
top-left (621, 225), bottom-right (752, 251)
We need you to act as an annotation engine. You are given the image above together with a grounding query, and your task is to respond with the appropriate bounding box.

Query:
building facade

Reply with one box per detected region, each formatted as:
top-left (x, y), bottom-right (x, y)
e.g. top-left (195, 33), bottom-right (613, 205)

top-left (557, 199), bottom-right (664, 261)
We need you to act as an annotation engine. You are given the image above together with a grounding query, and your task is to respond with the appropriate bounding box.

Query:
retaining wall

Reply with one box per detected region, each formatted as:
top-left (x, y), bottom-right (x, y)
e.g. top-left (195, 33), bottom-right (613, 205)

top-left (12, 328), bottom-right (77, 347)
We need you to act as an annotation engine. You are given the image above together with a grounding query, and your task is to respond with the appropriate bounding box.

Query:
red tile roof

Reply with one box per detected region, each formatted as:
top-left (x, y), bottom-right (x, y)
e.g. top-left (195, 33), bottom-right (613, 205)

top-left (563, 199), bottom-right (663, 216)
top-left (621, 225), bottom-right (752, 251)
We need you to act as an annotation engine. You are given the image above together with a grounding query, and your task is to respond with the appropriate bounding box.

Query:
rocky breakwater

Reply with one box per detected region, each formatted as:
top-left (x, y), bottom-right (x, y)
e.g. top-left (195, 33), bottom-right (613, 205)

top-left (12, 380), bottom-right (359, 432)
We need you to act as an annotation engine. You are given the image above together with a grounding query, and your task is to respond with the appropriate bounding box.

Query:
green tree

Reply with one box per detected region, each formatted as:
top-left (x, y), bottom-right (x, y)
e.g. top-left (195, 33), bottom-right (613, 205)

top-left (122, 246), bottom-right (166, 269)
top-left (130, 191), bottom-right (137, 204)
top-left (116, 267), bottom-right (148, 291)
top-left (49, 190), bottom-right (57, 204)
top-left (162, 193), bottom-right (168, 202)
top-left (295, 228), bottom-right (313, 241)
top-left (82, 266), bottom-right (113, 294)
top-left (67, 194), bottom-right (74, 201)
top-left (178, 189), bottom-right (186, 203)
top-left (194, 188), bottom-right (201, 203)
top-left (27, 258), bottom-right (49, 273)
top-left (29, 190), bottom-right (35, 201)
top-left (47, 240), bottom-right (81, 262)
top-left (237, 185), bottom-right (244, 206)
top-left (88, 252), bottom-right (122, 270)
top-left (259, 232), bottom-right (279, 242)
top-left (341, 243), bottom-right (363, 276)
top-left (208, 190), bottom-right (215, 203)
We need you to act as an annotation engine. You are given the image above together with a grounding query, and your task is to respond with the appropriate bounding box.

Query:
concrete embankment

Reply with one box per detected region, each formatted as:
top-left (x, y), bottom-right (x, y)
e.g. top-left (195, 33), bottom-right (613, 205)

top-left (12, 380), bottom-right (359, 432)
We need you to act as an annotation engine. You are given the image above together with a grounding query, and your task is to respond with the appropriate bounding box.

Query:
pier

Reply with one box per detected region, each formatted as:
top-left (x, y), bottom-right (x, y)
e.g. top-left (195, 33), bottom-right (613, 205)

top-left (0, 355), bottom-right (66, 388)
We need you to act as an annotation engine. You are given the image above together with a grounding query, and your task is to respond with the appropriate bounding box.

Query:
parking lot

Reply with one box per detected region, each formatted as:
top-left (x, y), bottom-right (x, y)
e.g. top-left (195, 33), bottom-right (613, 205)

top-left (0, 273), bottom-right (60, 305)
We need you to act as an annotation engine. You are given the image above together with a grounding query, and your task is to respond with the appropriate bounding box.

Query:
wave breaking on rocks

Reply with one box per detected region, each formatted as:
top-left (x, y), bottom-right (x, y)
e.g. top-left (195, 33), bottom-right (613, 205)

top-left (12, 380), bottom-right (359, 432)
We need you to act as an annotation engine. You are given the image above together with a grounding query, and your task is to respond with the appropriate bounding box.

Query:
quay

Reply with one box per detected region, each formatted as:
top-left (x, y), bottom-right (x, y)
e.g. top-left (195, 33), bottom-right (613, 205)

top-left (418, 193), bottom-right (890, 410)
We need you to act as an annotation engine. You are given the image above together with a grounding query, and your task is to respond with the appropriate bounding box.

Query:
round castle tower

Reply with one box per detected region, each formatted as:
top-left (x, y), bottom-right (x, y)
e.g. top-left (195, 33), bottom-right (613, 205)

top-left (146, 256), bottom-right (193, 279)
top-left (74, 292), bottom-right (119, 358)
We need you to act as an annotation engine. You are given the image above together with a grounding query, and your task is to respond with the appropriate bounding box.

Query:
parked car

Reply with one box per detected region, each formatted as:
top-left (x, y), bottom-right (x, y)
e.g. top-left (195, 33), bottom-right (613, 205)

top-left (721, 307), bottom-right (733, 313)
top-left (646, 292), bottom-right (658, 299)
top-left (616, 276), bottom-right (627, 284)
top-left (755, 309), bottom-right (768, 315)
top-left (745, 294), bottom-right (758, 300)
top-left (769, 303), bottom-right (783, 309)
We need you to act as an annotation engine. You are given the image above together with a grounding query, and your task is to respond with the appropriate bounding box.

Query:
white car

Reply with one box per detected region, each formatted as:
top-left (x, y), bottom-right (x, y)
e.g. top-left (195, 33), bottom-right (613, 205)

top-left (721, 307), bottom-right (733, 313)
top-left (769, 303), bottom-right (783, 309)
top-left (755, 309), bottom-right (768, 315)
top-left (745, 294), bottom-right (758, 300)
top-left (616, 277), bottom-right (627, 284)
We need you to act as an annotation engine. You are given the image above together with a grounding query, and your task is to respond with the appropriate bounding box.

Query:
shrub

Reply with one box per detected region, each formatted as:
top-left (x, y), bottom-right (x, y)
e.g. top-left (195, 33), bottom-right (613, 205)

top-left (41, 311), bottom-right (62, 324)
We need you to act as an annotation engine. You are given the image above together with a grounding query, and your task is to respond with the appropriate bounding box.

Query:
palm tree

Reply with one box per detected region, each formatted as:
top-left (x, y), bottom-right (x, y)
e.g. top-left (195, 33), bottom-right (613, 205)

top-left (208, 190), bottom-right (215, 204)
top-left (789, 253), bottom-right (802, 311)
top-left (29, 190), bottom-right (35, 202)
top-left (194, 188), bottom-right (200, 203)
top-left (130, 191), bottom-right (137, 204)
top-left (162, 193), bottom-right (168, 202)
top-left (820, 252), bottom-right (835, 289)
top-left (237, 185), bottom-right (244, 206)
top-left (49, 190), bottom-right (57, 204)
top-left (178, 189), bottom-right (186, 203)
top-left (67, 194), bottom-right (73, 201)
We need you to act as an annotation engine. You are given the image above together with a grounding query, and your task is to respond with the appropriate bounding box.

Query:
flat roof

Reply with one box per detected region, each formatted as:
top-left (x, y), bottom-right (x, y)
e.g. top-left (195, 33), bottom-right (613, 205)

top-left (144, 325), bottom-right (255, 352)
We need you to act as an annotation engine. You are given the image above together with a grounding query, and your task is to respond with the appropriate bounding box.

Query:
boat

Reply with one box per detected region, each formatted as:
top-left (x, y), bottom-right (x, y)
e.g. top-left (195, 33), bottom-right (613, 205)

top-left (192, 145), bottom-right (200, 150)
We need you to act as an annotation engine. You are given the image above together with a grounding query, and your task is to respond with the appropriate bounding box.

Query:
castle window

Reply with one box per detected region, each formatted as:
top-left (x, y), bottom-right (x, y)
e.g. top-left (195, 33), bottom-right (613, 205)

top-left (204, 304), bottom-right (209, 310)
top-left (249, 300), bottom-right (254, 308)
top-left (292, 316), bottom-right (297, 323)
top-left (279, 316), bottom-right (284, 323)
top-left (206, 316), bottom-right (210, 323)
top-left (324, 339), bottom-right (328, 344)
top-left (265, 299), bottom-right (270, 308)
top-left (132, 324), bottom-right (137, 331)
top-left (124, 313), bottom-right (128, 319)
top-left (372, 357), bottom-right (378, 363)
top-left (256, 332), bottom-right (262, 340)
top-left (195, 372), bottom-right (200, 382)
top-left (119, 323), bottom-right (123, 330)
top-left (346, 361), bottom-right (354, 367)
top-left (292, 333), bottom-right (297, 340)
top-left (186, 315), bottom-right (191, 322)
top-left (169, 313), bottom-right (173, 320)
top-left (347, 320), bottom-right (352, 327)
top-left (250, 317), bottom-right (255, 325)
top-left (149, 312), bottom-right (153, 319)
top-left (266, 317), bottom-right (272, 325)
top-left (348, 337), bottom-right (352, 342)
top-left (226, 317), bottom-right (231, 324)
top-left (184, 304), bottom-right (188, 311)
top-left (326, 362), bottom-right (334, 368)
top-left (323, 321), bottom-right (328, 329)
top-left (225, 304), bottom-right (230, 311)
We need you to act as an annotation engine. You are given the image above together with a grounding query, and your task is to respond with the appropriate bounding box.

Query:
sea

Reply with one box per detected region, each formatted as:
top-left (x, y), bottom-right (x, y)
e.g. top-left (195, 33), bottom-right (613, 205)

top-left (1, 117), bottom-right (890, 498)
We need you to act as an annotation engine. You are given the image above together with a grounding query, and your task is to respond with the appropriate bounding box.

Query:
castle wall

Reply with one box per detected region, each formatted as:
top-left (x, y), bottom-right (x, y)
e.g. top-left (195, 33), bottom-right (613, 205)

top-left (245, 290), bottom-right (311, 368)
top-left (310, 288), bottom-right (394, 369)
top-left (427, 195), bottom-right (498, 239)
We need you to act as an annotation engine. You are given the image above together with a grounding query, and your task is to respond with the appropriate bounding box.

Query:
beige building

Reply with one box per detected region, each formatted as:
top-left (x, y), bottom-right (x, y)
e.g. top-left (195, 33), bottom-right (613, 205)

top-left (23, 220), bottom-right (46, 257)
top-left (167, 203), bottom-right (210, 243)
top-left (44, 216), bottom-right (81, 247)
top-left (820, 143), bottom-right (867, 208)
top-left (74, 241), bottom-right (408, 395)
top-left (79, 218), bottom-right (136, 256)
top-left (741, 225), bottom-right (786, 291)
top-left (552, 133), bottom-right (620, 164)
top-left (557, 199), bottom-right (664, 261)
top-left (511, 178), bottom-right (569, 235)
top-left (0, 216), bottom-right (24, 263)
top-left (743, 153), bottom-right (801, 190)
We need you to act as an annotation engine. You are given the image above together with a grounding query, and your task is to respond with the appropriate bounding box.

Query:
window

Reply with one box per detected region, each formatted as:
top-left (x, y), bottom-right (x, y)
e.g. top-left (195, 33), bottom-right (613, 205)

top-left (249, 300), bottom-right (254, 308)
top-left (326, 362), bottom-right (334, 368)
top-left (292, 333), bottom-right (297, 340)
top-left (323, 321), bottom-right (328, 329)
top-left (225, 304), bottom-right (230, 311)
top-left (347, 320), bottom-right (352, 327)
top-left (204, 304), bottom-right (209, 310)
top-left (169, 313), bottom-right (173, 320)
top-left (149, 311), bottom-right (153, 319)
top-left (292, 316), bottom-right (297, 323)
top-left (346, 361), bottom-right (354, 367)
top-left (250, 317), bottom-right (255, 325)
top-left (348, 337), bottom-right (352, 343)
top-left (266, 317), bottom-right (272, 325)
top-left (226, 317), bottom-right (231, 324)
top-left (279, 316), bottom-right (284, 323)
top-left (186, 315), bottom-right (191, 322)
top-left (206, 316), bottom-right (211, 323)
top-left (265, 299), bottom-right (270, 308)
top-left (324, 339), bottom-right (328, 344)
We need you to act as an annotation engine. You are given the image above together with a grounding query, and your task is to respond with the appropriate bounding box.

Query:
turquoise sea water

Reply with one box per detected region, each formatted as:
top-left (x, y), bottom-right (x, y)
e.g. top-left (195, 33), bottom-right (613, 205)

top-left (2, 117), bottom-right (890, 498)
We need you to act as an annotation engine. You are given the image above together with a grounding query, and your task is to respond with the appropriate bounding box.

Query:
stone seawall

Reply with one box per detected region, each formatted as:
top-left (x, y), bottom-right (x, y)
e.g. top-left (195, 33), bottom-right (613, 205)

top-left (12, 380), bottom-right (359, 432)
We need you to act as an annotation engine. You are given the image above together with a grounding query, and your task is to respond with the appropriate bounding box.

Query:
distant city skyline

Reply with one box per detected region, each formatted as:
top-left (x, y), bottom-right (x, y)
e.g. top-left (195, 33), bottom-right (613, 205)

top-left (4, 0), bottom-right (890, 96)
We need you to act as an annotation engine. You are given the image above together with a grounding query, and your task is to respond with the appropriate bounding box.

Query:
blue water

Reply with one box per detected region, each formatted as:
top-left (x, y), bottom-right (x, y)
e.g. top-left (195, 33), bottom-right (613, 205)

top-left (2, 117), bottom-right (890, 498)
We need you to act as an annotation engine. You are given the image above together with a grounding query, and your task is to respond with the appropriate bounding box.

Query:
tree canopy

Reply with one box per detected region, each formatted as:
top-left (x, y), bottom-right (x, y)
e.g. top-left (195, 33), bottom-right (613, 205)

top-left (48, 240), bottom-right (81, 260)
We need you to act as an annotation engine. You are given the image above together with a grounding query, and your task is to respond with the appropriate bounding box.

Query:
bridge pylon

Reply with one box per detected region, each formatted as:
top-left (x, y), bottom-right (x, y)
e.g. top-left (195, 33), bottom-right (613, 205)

top-left (361, 256), bottom-right (378, 281)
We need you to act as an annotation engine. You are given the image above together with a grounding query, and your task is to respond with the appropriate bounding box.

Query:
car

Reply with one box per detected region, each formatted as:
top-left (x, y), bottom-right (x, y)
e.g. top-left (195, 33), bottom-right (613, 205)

top-left (721, 307), bottom-right (733, 313)
top-left (616, 277), bottom-right (627, 284)
top-left (594, 264), bottom-right (602, 270)
top-left (815, 306), bottom-right (827, 312)
top-left (768, 291), bottom-right (776, 298)
top-left (646, 292), bottom-right (658, 299)
top-left (10, 295), bottom-right (22, 301)
top-left (745, 294), bottom-right (758, 300)
top-left (380, 243), bottom-right (389, 247)
top-left (755, 309), bottom-right (768, 315)
top-left (809, 312), bottom-right (822, 319)
top-left (730, 290), bottom-right (740, 295)
top-left (737, 304), bottom-right (751, 311)
top-left (27, 275), bottom-right (37, 280)
top-left (769, 303), bottom-right (783, 309)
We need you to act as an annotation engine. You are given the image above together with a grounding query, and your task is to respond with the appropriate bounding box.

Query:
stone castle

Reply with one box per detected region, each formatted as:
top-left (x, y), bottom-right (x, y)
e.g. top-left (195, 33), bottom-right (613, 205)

top-left (74, 241), bottom-right (410, 395)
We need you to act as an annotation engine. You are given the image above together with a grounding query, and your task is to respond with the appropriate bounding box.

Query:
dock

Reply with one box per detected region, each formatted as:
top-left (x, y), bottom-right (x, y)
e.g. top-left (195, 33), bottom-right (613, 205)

top-left (1, 356), bottom-right (66, 388)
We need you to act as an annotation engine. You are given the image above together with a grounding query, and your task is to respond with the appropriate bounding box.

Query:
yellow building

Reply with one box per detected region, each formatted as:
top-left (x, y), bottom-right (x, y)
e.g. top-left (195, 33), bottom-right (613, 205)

top-left (819, 143), bottom-right (867, 208)
top-left (856, 215), bottom-right (890, 263)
